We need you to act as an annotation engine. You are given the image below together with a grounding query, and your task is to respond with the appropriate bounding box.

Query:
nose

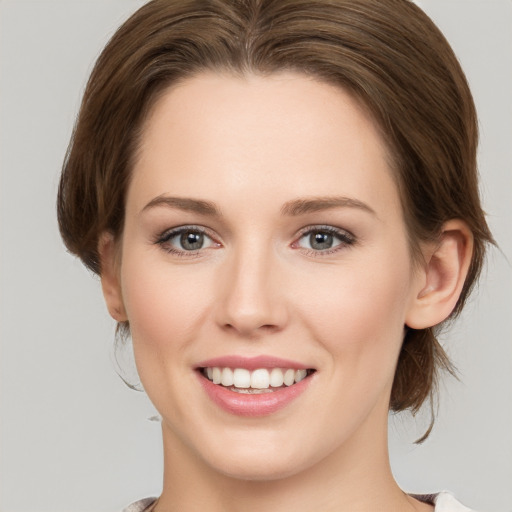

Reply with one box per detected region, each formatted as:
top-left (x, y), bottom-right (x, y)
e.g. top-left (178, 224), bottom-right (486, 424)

top-left (215, 245), bottom-right (288, 337)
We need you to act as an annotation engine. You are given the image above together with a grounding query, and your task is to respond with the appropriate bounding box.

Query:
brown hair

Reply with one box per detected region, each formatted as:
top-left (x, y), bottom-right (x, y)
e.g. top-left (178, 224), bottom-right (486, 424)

top-left (57, 0), bottom-right (493, 432)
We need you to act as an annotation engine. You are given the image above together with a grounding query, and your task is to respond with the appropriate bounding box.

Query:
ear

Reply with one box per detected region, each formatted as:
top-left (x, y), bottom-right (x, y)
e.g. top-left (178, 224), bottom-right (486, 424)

top-left (405, 220), bottom-right (474, 329)
top-left (98, 232), bottom-right (128, 322)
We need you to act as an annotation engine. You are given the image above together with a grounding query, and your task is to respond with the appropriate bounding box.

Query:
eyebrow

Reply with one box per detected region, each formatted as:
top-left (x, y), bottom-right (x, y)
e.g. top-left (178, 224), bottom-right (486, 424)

top-left (280, 196), bottom-right (376, 216)
top-left (141, 195), bottom-right (221, 217)
top-left (141, 194), bottom-right (376, 217)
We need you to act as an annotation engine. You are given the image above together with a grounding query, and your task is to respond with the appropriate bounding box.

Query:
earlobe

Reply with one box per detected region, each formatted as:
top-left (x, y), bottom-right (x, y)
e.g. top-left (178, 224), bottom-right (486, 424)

top-left (405, 220), bottom-right (474, 330)
top-left (98, 232), bottom-right (127, 322)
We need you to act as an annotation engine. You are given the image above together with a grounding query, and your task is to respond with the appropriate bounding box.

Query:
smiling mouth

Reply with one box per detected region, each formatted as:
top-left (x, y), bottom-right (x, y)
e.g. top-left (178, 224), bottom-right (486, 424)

top-left (200, 367), bottom-right (316, 394)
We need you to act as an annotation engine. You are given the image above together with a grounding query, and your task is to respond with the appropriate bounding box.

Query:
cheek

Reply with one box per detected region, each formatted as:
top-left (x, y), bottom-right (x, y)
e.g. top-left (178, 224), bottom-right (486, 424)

top-left (295, 250), bottom-right (413, 368)
top-left (118, 255), bottom-right (218, 422)
top-left (119, 255), bottom-right (213, 360)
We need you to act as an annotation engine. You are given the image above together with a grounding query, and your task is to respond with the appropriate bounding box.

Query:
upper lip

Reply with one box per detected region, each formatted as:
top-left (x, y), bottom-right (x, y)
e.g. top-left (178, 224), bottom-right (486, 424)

top-left (195, 355), bottom-right (313, 371)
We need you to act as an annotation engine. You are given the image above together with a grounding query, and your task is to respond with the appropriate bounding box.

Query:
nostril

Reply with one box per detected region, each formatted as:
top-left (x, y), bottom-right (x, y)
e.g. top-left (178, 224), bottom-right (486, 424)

top-left (260, 324), bottom-right (281, 332)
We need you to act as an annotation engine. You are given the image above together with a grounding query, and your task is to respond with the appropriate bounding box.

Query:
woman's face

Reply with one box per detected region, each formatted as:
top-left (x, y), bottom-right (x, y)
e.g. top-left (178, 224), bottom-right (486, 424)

top-left (112, 72), bottom-right (426, 479)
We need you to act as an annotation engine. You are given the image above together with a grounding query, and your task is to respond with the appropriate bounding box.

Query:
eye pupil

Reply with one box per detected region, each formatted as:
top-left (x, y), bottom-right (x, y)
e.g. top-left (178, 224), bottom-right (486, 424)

top-left (180, 231), bottom-right (204, 250)
top-left (310, 232), bottom-right (333, 250)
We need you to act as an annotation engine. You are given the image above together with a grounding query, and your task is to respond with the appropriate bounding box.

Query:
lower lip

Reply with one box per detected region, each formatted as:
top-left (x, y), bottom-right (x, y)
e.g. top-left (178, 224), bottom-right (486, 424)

top-left (197, 372), bottom-right (313, 417)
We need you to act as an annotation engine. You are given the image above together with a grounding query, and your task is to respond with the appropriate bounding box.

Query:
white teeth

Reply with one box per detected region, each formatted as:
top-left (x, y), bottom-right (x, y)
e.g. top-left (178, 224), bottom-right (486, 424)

top-left (221, 367), bottom-right (234, 387)
top-left (269, 368), bottom-right (284, 387)
top-left (212, 367), bottom-right (222, 384)
top-left (251, 369), bottom-right (270, 389)
top-left (204, 366), bottom-right (312, 390)
top-left (283, 369), bottom-right (295, 386)
top-left (295, 369), bottom-right (308, 383)
top-left (230, 387), bottom-right (273, 394)
top-left (233, 368), bottom-right (251, 388)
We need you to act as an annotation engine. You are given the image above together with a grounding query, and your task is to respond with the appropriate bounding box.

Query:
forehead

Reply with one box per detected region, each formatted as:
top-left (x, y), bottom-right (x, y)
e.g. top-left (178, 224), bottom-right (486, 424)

top-left (128, 71), bottom-right (399, 220)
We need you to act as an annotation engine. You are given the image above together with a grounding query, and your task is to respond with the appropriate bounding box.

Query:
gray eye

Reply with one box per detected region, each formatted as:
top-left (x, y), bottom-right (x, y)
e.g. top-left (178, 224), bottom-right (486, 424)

top-left (157, 226), bottom-right (218, 255)
top-left (180, 231), bottom-right (205, 250)
top-left (309, 232), bottom-right (334, 250)
top-left (296, 227), bottom-right (353, 253)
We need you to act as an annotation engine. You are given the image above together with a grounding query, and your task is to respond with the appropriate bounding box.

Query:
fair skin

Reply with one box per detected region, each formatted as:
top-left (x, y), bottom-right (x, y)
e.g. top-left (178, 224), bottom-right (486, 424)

top-left (100, 72), bottom-right (473, 512)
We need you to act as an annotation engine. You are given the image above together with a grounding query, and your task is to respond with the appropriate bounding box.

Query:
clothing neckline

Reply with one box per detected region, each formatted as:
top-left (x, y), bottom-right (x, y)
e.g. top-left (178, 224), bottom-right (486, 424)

top-left (123, 491), bottom-right (474, 512)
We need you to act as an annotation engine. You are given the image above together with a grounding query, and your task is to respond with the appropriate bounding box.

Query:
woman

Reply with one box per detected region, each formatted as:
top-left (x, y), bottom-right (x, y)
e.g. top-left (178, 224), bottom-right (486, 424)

top-left (57, 0), bottom-right (493, 510)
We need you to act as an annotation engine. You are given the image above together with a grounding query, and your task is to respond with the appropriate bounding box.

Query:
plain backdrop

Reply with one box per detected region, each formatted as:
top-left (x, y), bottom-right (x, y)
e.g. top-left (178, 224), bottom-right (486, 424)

top-left (1, 1), bottom-right (511, 511)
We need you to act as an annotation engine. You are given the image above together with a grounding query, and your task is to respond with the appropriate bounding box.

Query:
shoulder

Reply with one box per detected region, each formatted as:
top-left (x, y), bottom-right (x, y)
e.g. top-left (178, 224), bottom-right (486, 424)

top-left (122, 497), bottom-right (157, 512)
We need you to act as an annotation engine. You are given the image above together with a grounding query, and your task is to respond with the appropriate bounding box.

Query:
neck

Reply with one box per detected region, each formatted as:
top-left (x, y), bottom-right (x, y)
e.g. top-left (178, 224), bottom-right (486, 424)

top-left (155, 405), bottom-right (427, 512)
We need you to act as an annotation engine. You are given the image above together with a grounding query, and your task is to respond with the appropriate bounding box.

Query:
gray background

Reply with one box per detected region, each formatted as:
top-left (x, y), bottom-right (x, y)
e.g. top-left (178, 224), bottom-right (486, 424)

top-left (0, 1), bottom-right (510, 511)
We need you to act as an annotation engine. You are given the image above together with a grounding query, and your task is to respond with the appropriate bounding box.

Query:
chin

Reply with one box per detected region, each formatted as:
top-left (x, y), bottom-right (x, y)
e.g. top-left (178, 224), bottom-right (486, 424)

top-left (206, 453), bottom-right (310, 482)
top-left (195, 429), bottom-right (330, 482)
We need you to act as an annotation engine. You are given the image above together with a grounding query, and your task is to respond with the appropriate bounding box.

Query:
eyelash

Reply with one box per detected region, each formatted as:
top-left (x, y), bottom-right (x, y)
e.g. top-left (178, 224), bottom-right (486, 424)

top-left (154, 224), bottom-right (356, 257)
top-left (154, 226), bottom-right (220, 257)
top-left (292, 225), bottom-right (356, 257)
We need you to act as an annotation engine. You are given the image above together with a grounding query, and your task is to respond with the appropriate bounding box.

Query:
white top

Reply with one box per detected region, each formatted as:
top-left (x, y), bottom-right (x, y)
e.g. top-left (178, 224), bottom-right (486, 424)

top-left (416, 492), bottom-right (475, 511)
top-left (122, 491), bottom-right (476, 511)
